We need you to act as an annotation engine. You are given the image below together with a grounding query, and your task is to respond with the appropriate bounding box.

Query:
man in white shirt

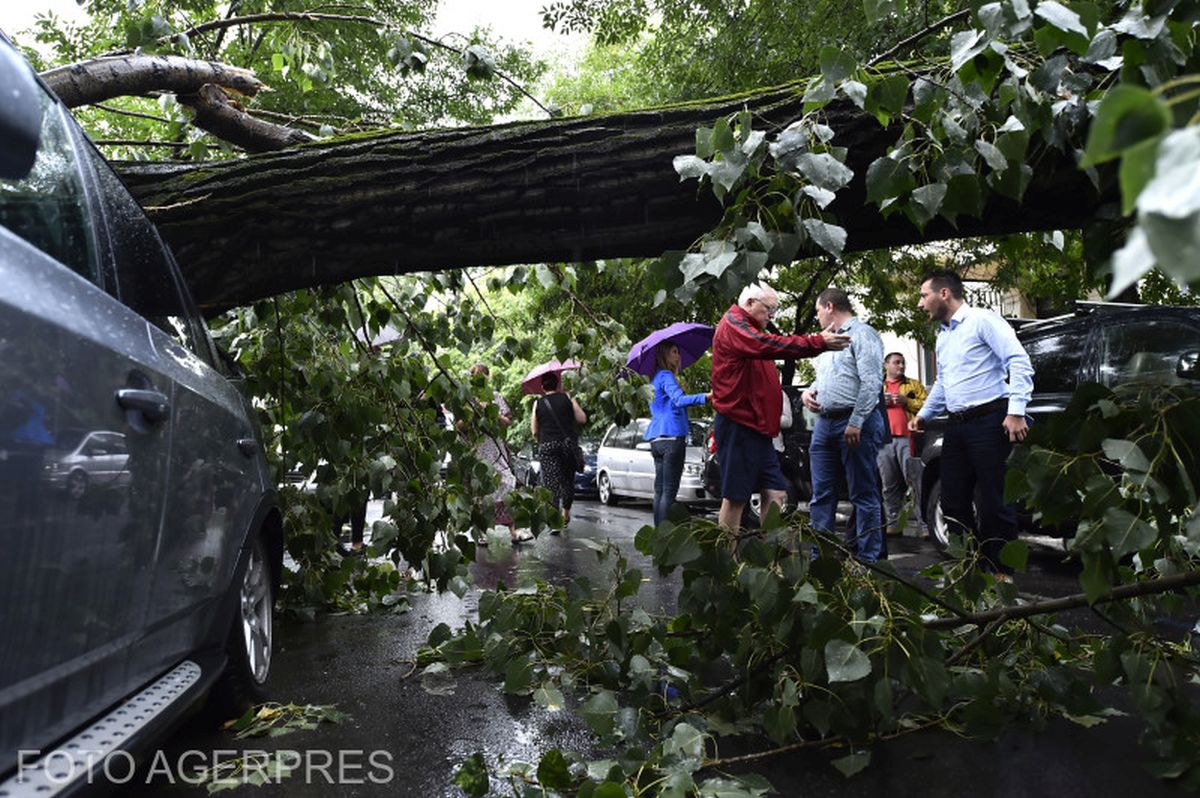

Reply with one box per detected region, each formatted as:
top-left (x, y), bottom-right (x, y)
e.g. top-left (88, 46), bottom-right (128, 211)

top-left (909, 270), bottom-right (1034, 580)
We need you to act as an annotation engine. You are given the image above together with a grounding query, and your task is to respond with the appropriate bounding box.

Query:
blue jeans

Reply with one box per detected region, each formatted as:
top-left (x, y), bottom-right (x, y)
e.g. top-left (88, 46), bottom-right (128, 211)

top-left (809, 410), bottom-right (885, 563)
top-left (941, 407), bottom-right (1017, 574)
top-left (651, 437), bottom-right (687, 527)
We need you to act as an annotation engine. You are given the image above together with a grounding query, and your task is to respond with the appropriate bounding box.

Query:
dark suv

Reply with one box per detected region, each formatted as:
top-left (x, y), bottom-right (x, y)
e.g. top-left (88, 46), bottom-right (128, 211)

top-left (0, 36), bottom-right (282, 791)
top-left (915, 302), bottom-right (1200, 551)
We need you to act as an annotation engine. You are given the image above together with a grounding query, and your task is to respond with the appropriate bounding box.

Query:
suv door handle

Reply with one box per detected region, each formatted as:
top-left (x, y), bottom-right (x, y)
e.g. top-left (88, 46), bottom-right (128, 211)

top-left (115, 388), bottom-right (171, 423)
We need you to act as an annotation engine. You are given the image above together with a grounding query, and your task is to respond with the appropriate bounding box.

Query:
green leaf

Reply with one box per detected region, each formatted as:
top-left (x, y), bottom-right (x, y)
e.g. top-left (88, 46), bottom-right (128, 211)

top-left (865, 74), bottom-right (909, 124)
top-left (1106, 228), bottom-right (1156, 299)
top-left (1079, 552), bottom-right (1111, 604)
top-left (940, 173), bottom-right (984, 226)
top-left (909, 183), bottom-right (947, 227)
top-left (581, 690), bottom-right (620, 736)
top-left (454, 752), bottom-right (489, 798)
top-left (537, 749), bottom-right (572, 790)
top-left (795, 152), bottom-right (854, 191)
top-left (950, 29), bottom-right (988, 72)
top-left (824, 639), bottom-right (871, 682)
top-left (664, 722), bottom-right (706, 760)
top-left (534, 682), bottom-right (566, 711)
top-left (1080, 85), bottom-right (1171, 168)
top-left (696, 126), bottom-right (715, 159)
top-left (673, 155), bottom-right (709, 181)
top-left (1118, 136), bottom-right (1162, 216)
top-left (831, 750), bottom-right (871, 777)
top-left (1101, 439), bottom-right (1151, 473)
top-left (1101, 508), bottom-right (1158, 558)
top-left (1034, 1), bottom-right (1088, 36)
top-left (999, 539), bottom-right (1029, 571)
top-left (504, 657), bottom-right (533, 694)
top-left (974, 139), bottom-right (1008, 172)
top-left (819, 46), bottom-right (857, 84)
top-left (712, 117), bottom-right (735, 153)
top-left (802, 219), bottom-right (847, 259)
top-left (1136, 128), bottom-right (1200, 286)
top-left (865, 157), bottom-right (916, 203)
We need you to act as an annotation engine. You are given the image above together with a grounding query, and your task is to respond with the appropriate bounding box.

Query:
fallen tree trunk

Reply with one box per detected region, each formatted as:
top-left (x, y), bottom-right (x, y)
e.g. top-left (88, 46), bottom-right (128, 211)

top-left (113, 83), bottom-right (1111, 312)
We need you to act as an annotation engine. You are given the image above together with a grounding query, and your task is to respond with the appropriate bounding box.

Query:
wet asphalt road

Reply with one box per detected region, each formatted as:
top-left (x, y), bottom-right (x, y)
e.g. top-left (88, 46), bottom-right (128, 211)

top-left (124, 499), bottom-right (1186, 797)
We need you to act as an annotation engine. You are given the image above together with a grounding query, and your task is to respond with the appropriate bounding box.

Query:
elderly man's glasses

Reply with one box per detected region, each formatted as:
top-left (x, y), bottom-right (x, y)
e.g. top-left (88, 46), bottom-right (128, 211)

top-left (752, 298), bottom-right (779, 317)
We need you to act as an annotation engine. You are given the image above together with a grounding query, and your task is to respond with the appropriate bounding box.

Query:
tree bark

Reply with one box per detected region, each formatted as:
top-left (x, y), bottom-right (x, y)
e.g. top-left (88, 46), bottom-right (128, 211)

top-left (42, 54), bottom-right (263, 107)
top-left (112, 84), bottom-right (1112, 312)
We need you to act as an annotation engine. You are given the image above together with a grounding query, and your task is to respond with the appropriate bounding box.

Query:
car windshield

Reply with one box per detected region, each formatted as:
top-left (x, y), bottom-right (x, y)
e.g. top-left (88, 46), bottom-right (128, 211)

top-left (580, 438), bottom-right (601, 455)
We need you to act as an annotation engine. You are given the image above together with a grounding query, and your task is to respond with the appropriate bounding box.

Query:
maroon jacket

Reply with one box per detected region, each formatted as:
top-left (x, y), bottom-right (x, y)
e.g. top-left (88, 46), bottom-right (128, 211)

top-left (711, 304), bottom-right (828, 437)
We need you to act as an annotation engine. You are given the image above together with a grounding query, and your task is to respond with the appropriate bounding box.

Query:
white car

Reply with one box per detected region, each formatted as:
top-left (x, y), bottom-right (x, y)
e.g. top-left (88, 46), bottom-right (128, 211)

top-left (596, 418), bottom-right (712, 506)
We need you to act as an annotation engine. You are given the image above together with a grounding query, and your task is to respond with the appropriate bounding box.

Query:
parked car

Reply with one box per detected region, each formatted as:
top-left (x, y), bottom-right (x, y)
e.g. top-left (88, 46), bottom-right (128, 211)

top-left (914, 302), bottom-right (1200, 552)
top-left (0, 36), bottom-right (282, 793)
top-left (42, 428), bottom-right (131, 499)
top-left (596, 419), bottom-right (713, 506)
top-left (513, 437), bottom-right (601, 498)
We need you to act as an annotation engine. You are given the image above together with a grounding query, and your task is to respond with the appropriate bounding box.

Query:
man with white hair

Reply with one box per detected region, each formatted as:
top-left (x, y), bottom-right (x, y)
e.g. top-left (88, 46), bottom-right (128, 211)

top-left (711, 282), bottom-right (850, 539)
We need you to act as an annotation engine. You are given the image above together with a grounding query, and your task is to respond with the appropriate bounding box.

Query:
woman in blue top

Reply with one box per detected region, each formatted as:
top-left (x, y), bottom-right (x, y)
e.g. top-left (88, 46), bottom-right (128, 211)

top-left (645, 342), bottom-right (710, 527)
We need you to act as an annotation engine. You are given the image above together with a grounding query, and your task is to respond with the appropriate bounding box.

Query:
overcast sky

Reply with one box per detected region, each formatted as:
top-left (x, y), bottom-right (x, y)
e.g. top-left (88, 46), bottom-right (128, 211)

top-left (0, 0), bottom-right (583, 59)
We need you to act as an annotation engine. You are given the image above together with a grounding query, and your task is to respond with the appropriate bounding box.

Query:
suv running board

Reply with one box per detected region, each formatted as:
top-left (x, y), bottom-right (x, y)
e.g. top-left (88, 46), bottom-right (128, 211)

top-left (0, 660), bottom-right (202, 797)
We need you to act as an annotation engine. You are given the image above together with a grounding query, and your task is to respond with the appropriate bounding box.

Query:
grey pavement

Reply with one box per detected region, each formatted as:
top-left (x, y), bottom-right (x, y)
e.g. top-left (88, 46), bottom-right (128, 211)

top-left (121, 499), bottom-right (1185, 797)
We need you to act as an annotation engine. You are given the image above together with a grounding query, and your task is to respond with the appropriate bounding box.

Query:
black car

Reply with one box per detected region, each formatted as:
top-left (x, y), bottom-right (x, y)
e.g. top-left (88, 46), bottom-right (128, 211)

top-left (914, 302), bottom-right (1200, 551)
top-left (513, 438), bottom-right (601, 498)
top-left (1, 35), bottom-right (282, 792)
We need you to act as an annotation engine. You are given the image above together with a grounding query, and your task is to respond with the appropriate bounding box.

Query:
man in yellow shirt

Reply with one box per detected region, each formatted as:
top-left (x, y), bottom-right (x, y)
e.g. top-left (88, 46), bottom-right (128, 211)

top-left (877, 352), bottom-right (927, 536)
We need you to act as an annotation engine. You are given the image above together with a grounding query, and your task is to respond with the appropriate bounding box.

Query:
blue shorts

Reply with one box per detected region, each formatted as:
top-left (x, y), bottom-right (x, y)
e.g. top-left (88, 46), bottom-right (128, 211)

top-left (714, 412), bottom-right (788, 503)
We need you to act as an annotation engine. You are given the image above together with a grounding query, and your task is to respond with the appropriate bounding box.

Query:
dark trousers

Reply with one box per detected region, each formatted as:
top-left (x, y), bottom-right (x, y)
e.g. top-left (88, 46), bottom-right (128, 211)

top-left (941, 407), bottom-right (1016, 573)
top-left (809, 410), bottom-right (885, 563)
top-left (333, 500), bottom-right (368, 545)
top-left (650, 437), bottom-right (686, 527)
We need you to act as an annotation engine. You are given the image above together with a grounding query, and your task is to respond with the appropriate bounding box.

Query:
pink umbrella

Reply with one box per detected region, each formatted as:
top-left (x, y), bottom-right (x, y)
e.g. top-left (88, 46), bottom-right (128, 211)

top-left (521, 359), bottom-right (581, 395)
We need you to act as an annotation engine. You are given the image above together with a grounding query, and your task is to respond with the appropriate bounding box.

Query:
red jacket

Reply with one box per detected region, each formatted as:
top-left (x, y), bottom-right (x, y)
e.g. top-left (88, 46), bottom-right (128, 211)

top-left (711, 304), bottom-right (828, 437)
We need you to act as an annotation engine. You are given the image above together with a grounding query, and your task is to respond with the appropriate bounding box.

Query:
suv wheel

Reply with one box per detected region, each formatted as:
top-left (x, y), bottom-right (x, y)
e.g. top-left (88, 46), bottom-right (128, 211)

top-left (598, 472), bottom-right (619, 506)
top-left (925, 479), bottom-right (983, 554)
top-left (209, 532), bottom-right (274, 718)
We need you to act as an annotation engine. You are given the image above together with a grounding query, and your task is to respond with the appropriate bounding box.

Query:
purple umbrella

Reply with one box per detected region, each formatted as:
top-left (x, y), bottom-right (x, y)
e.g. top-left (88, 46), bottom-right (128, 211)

top-left (626, 322), bottom-right (715, 378)
top-left (521, 359), bottom-right (582, 395)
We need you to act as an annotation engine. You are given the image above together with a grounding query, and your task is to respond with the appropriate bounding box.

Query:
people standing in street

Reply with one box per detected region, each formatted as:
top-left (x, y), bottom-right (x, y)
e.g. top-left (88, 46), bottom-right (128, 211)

top-left (877, 352), bottom-right (927, 537)
top-left (645, 343), bottom-right (710, 527)
top-left (909, 269), bottom-right (1034, 581)
top-left (468, 364), bottom-right (532, 545)
top-left (802, 288), bottom-right (887, 564)
top-left (531, 371), bottom-right (587, 528)
top-left (711, 282), bottom-right (849, 541)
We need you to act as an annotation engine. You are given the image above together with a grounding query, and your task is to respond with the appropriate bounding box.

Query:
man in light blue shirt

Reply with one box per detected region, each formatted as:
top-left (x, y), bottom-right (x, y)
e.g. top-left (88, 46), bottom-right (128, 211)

top-left (802, 287), bottom-right (886, 563)
top-left (910, 269), bottom-right (1034, 579)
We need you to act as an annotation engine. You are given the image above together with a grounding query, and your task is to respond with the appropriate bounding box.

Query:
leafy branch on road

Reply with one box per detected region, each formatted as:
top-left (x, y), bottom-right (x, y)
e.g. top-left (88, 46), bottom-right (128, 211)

top-left (429, 386), bottom-right (1200, 795)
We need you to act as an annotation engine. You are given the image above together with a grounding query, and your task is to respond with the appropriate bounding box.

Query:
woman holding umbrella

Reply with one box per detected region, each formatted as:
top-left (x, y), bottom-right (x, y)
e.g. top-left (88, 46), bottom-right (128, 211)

top-left (627, 323), bottom-right (714, 527)
top-left (530, 368), bottom-right (587, 527)
top-left (645, 343), bottom-right (710, 526)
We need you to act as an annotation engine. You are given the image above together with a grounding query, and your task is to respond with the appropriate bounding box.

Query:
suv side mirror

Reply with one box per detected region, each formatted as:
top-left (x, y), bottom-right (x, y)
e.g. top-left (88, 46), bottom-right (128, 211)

top-left (1177, 351), bottom-right (1200, 381)
top-left (0, 38), bottom-right (43, 180)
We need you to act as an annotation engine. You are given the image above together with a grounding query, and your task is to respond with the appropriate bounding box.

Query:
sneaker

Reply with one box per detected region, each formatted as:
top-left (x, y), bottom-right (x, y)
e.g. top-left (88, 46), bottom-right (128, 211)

top-left (510, 530), bottom-right (534, 544)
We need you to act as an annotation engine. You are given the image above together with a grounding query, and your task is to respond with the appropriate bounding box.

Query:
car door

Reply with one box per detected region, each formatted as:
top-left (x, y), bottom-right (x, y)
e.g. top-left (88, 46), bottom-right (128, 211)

top-left (80, 147), bottom-right (265, 686)
top-left (1021, 324), bottom-right (1090, 421)
top-left (0, 88), bottom-right (172, 768)
top-left (628, 419), bottom-right (655, 497)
